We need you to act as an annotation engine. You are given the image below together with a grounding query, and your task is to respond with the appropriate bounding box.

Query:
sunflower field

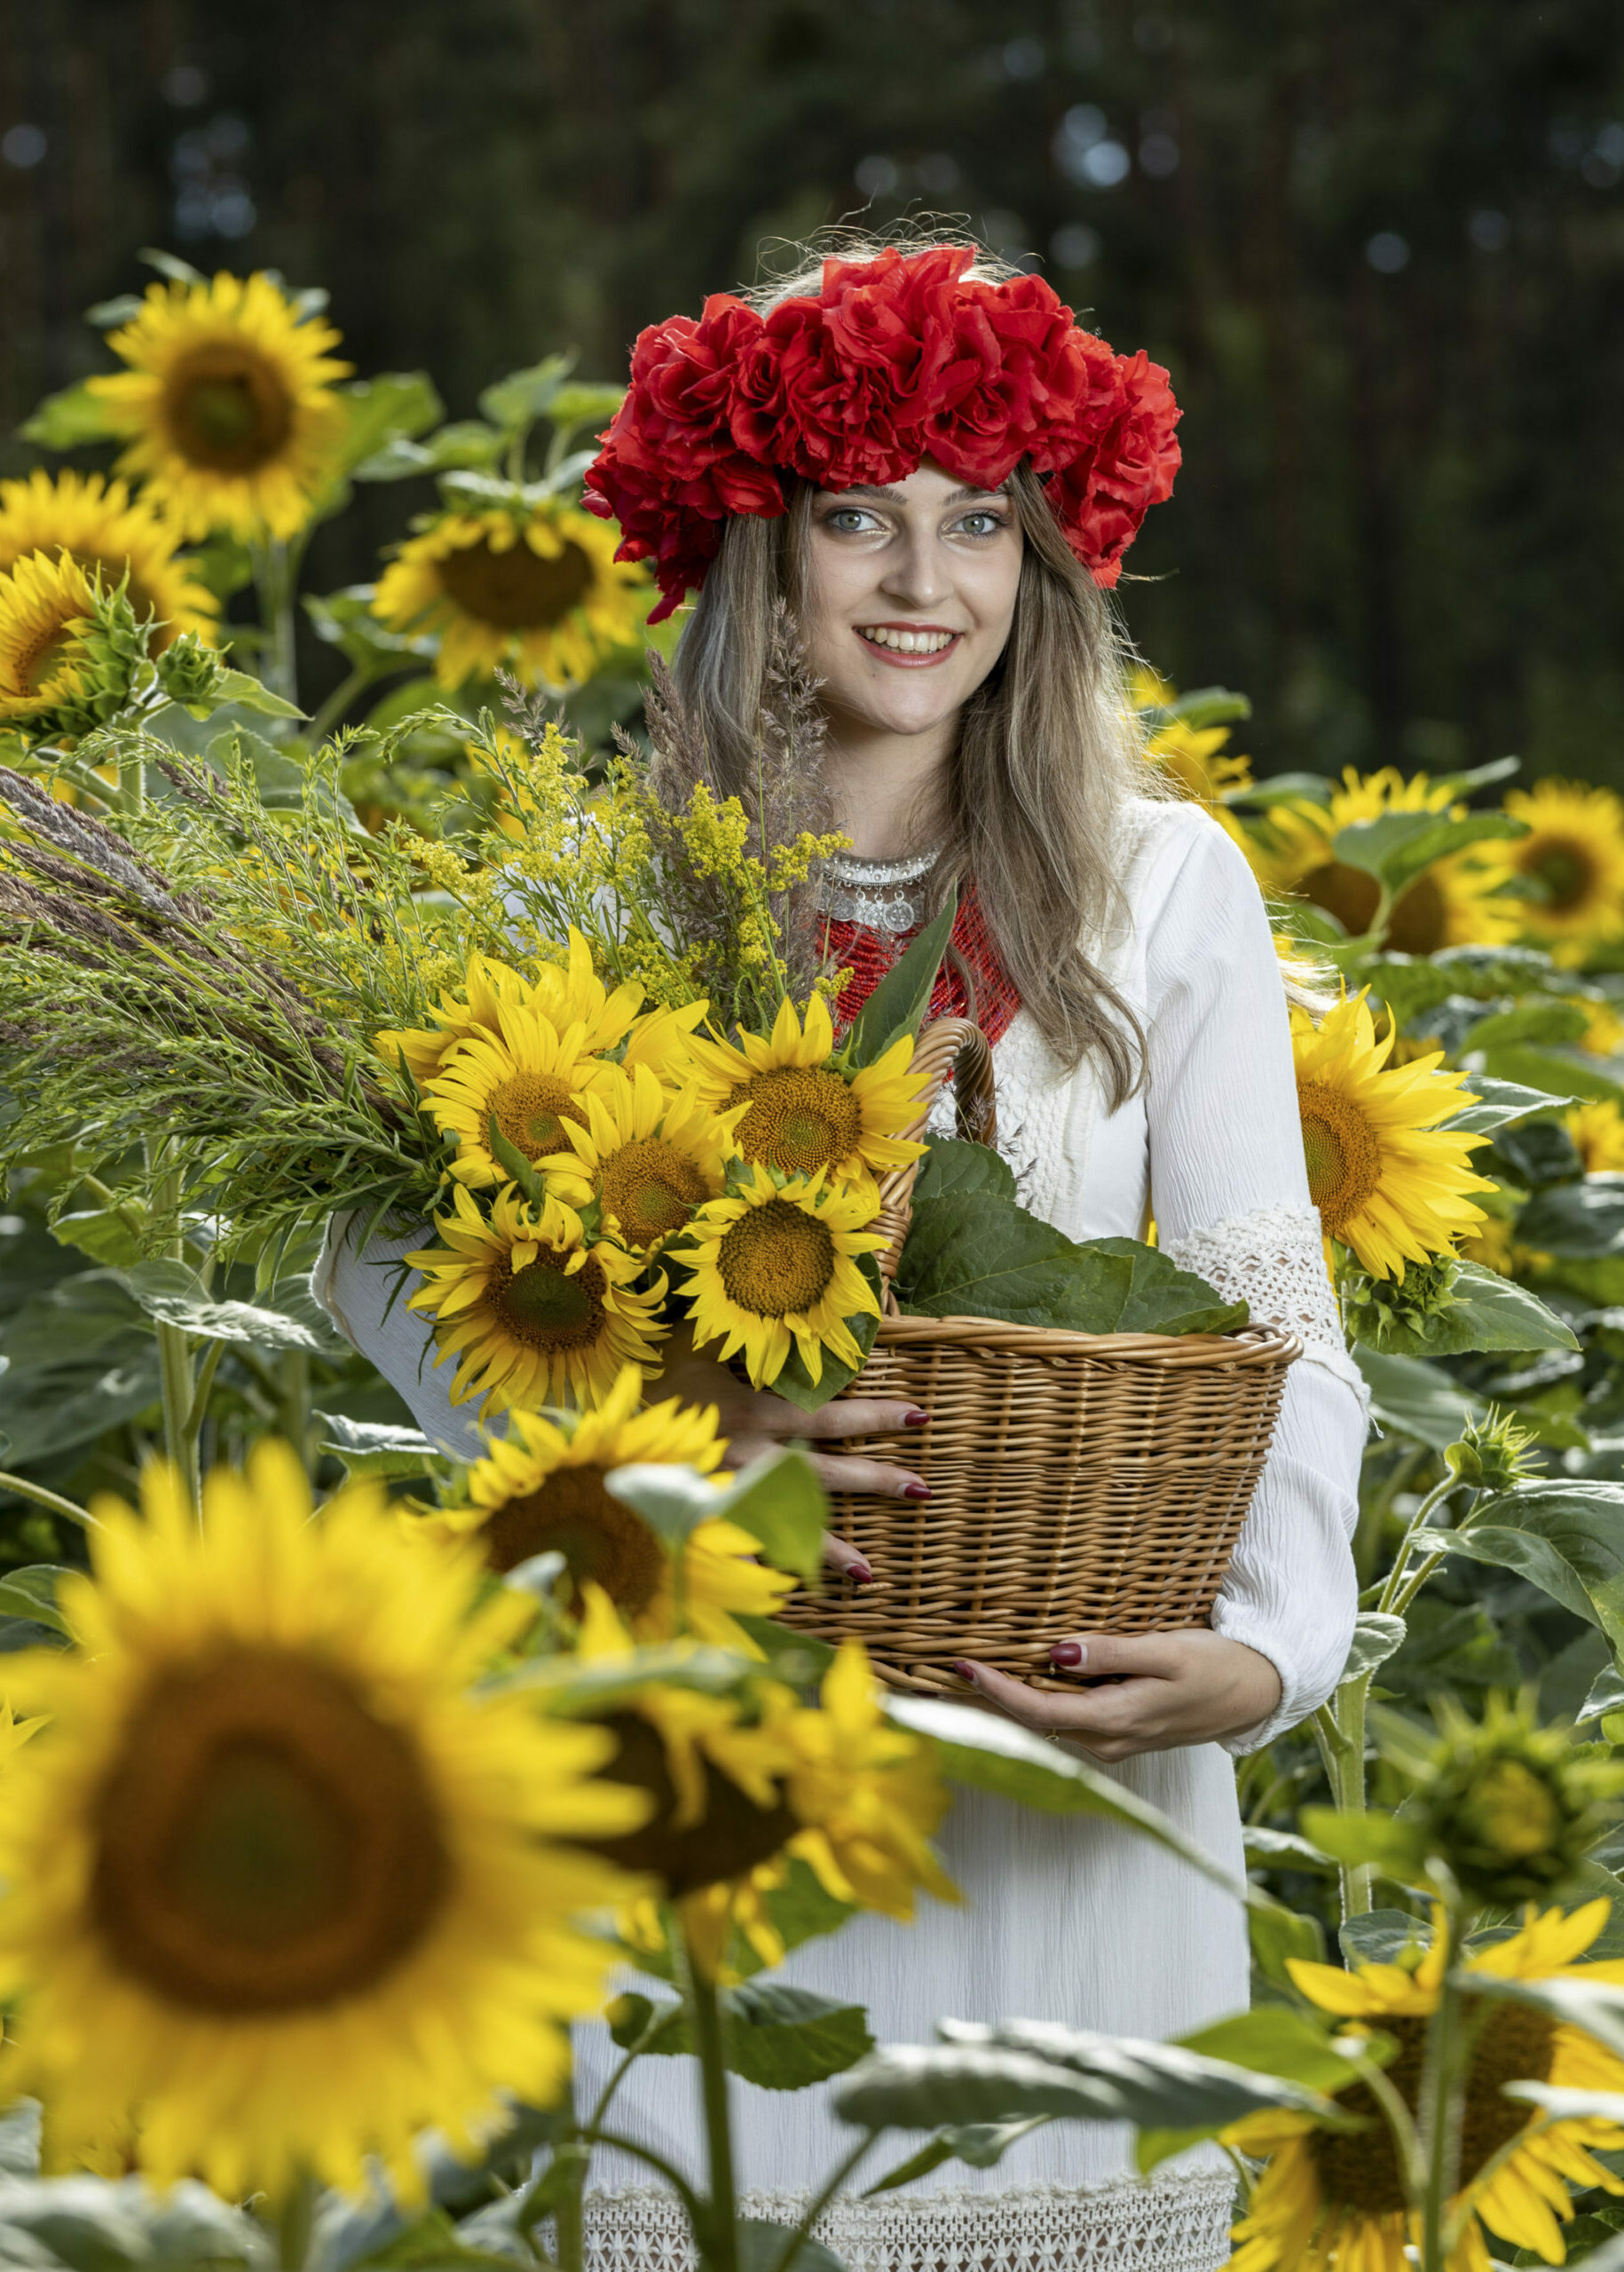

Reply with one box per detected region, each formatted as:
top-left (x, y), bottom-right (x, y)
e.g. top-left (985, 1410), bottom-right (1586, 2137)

top-left (7, 256), bottom-right (1624, 2270)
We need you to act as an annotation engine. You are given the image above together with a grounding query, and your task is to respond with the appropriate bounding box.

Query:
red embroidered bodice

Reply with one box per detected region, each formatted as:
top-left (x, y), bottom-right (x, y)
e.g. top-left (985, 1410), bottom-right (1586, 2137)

top-left (822, 880), bottom-right (1021, 1045)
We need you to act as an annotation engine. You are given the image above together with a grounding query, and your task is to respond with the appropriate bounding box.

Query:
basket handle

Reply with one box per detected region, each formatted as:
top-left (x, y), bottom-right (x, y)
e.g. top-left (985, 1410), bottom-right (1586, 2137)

top-left (872, 1016), bottom-right (998, 1311)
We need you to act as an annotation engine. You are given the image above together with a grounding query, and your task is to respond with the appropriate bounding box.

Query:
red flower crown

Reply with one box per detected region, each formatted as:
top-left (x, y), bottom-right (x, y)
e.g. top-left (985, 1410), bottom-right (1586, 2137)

top-left (582, 244), bottom-right (1181, 624)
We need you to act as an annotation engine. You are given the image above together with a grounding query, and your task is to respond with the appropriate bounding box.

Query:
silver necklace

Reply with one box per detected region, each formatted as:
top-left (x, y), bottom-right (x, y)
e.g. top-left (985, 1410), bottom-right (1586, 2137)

top-left (814, 847), bottom-right (940, 934)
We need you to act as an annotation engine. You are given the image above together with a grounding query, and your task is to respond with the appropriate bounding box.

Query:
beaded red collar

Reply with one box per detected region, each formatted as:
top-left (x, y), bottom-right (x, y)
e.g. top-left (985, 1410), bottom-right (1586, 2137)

top-left (584, 244), bottom-right (1180, 622)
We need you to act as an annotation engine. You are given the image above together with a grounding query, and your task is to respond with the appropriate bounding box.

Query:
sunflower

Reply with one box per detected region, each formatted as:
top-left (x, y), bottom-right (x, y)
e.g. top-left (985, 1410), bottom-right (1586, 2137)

top-left (1502, 779), bottom-right (1624, 958)
top-left (406, 1184), bottom-right (666, 1415)
top-left (1131, 667), bottom-right (1254, 847)
top-left (575, 1598), bottom-right (952, 1978)
top-left (1226, 1900), bottom-right (1624, 2272)
top-left (86, 272), bottom-right (352, 541)
top-left (1565, 1099), bottom-right (1624, 1173)
top-left (419, 1365), bottom-right (793, 1646)
top-left (0, 1440), bottom-right (644, 2201)
top-left (0, 550), bottom-right (97, 721)
top-left (423, 1003), bottom-right (626, 1191)
top-left (1292, 995), bottom-right (1496, 1279)
top-left (372, 500), bottom-right (650, 690)
top-left (541, 1062), bottom-right (739, 1251)
top-left (373, 933), bottom-right (704, 1094)
top-left (688, 993), bottom-right (925, 1189)
top-left (0, 469), bottom-right (217, 651)
top-left (678, 1162), bottom-right (887, 1389)
top-left (1259, 769), bottom-right (1519, 954)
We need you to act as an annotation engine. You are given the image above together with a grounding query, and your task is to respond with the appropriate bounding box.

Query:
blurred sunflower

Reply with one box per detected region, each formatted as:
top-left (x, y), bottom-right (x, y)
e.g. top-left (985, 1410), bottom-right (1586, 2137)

top-left (1504, 779), bottom-right (1624, 958)
top-left (679, 1162), bottom-right (887, 1388)
top-left (406, 1185), bottom-right (666, 1414)
top-left (1130, 667), bottom-right (1253, 842)
top-left (1260, 769), bottom-right (1519, 954)
top-left (372, 500), bottom-right (650, 690)
top-left (86, 272), bottom-right (351, 541)
top-left (1292, 995), bottom-right (1495, 1278)
top-left (542, 1063), bottom-right (740, 1251)
top-left (1572, 995), bottom-right (1624, 1058)
top-left (0, 1440), bottom-right (643, 2201)
top-left (0, 551), bottom-right (97, 722)
top-left (420, 1366), bottom-right (792, 1646)
top-left (1226, 1900), bottom-right (1624, 2272)
top-left (1565, 1099), bottom-right (1624, 1173)
top-left (689, 993), bottom-right (925, 1187)
top-left (0, 469), bottom-right (217, 651)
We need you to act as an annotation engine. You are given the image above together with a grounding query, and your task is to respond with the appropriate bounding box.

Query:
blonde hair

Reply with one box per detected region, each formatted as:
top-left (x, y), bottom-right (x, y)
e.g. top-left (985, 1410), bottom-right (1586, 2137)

top-left (670, 226), bottom-right (1170, 1107)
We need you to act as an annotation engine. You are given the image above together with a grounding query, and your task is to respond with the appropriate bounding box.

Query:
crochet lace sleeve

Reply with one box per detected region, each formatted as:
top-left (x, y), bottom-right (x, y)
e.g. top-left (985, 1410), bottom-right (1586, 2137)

top-left (1163, 1199), bottom-right (1368, 1412)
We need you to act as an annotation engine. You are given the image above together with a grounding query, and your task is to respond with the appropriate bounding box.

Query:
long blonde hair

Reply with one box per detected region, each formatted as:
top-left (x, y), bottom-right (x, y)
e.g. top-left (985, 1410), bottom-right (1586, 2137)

top-left (669, 228), bottom-right (1169, 1108)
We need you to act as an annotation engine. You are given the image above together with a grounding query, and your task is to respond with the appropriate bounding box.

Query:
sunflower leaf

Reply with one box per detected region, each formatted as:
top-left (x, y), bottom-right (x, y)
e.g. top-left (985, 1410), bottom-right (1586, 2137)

top-left (895, 1202), bottom-right (1240, 1335)
top-left (1439, 1479), bottom-right (1624, 1653)
top-left (0, 1569), bottom-right (69, 1637)
top-left (335, 372), bottom-right (445, 474)
top-left (845, 893), bottom-right (958, 1070)
top-left (1445, 1075), bottom-right (1579, 1134)
top-left (478, 355), bottom-right (573, 434)
top-left (911, 1140), bottom-right (1016, 1205)
top-left (1346, 1262), bottom-right (1577, 1358)
top-left (1519, 1177), bottom-right (1624, 1258)
top-left (16, 379), bottom-right (121, 449)
top-left (1482, 1045), bottom-right (1624, 1107)
top-left (704, 1448), bottom-right (827, 1587)
top-left (1353, 1348), bottom-right (1486, 1449)
top-left (1331, 810), bottom-right (1527, 896)
top-left (863, 2118), bottom-right (1051, 2195)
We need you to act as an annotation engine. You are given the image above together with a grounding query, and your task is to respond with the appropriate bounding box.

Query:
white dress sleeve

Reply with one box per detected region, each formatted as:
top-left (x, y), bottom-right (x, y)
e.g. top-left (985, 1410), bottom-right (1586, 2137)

top-left (1139, 813), bottom-right (1365, 1753)
top-left (311, 1211), bottom-right (488, 1461)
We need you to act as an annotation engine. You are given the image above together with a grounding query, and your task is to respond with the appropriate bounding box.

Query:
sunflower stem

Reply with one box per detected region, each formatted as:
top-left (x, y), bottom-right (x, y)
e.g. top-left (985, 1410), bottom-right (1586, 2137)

top-left (548, 2071), bottom-right (586, 2272)
top-left (277, 1347), bottom-right (314, 1474)
top-left (1332, 1673), bottom-right (1376, 1919)
top-left (682, 1918), bottom-right (738, 2272)
top-left (0, 1471), bottom-right (99, 1527)
top-left (274, 2170), bottom-right (318, 2272)
top-left (1416, 1899), bottom-right (1469, 2272)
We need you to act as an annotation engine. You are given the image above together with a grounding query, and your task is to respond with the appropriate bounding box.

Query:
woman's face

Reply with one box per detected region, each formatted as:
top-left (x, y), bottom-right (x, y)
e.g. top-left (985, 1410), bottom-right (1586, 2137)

top-left (800, 459), bottom-right (1024, 745)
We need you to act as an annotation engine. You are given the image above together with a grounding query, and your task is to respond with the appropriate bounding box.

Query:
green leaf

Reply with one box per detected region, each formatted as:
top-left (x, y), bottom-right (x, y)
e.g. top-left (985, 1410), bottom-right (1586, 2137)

top-left (1446, 1075), bottom-right (1578, 1133)
top-left (1246, 1894), bottom-right (1327, 1996)
top-left (896, 1203), bottom-right (1240, 1334)
top-left (484, 1116), bottom-right (548, 1204)
top-left (1332, 810), bottom-right (1526, 899)
top-left (710, 1448), bottom-right (827, 1588)
top-left (1340, 1908), bottom-right (1430, 1966)
top-left (1297, 1806), bottom-right (1428, 1882)
top-left (910, 1139), bottom-right (1016, 1206)
top-left (1520, 1177), bottom-right (1624, 1258)
top-left (116, 1259), bottom-right (330, 1352)
top-left (1441, 1480), bottom-right (1624, 1652)
top-left (884, 1695), bottom-right (1242, 1891)
top-left (1461, 999), bottom-right (1589, 1053)
top-left (845, 893), bottom-right (958, 1069)
top-left (1091, 1237), bottom-right (1248, 1335)
top-left (478, 355), bottom-right (572, 433)
top-left (1342, 1612), bottom-right (1407, 1683)
top-left (0, 1568), bottom-right (70, 1637)
top-left (335, 373), bottom-right (445, 473)
top-left (17, 379), bottom-right (119, 448)
top-left (138, 245), bottom-right (206, 283)
top-left (1484, 1045), bottom-right (1624, 1107)
top-left (49, 1206), bottom-right (145, 1268)
top-left (1353, 1348), bottom-right (1486, 1449)
top-left (1175, 2007), bottom-right (1359, 2094)
top-left (1351, 1261), bottom-right (1578, 1359)
top-left (1145, 683), bottom-right (1252, 732)
top-left (1242, 1825), bottom-right (1337, 1874)
top-left (602, 1462), bottom-right (720, 1550)
top-left (317, 1415), bottom-right (441, 1483)
top-left (202, 667), bottom-right (305, 719)
top-left (352, 420), bottom-right (506, 482)
top-left (862, 2118), bottom-right (1049, 2195)
top-left (546, 382), bottom-right (627, 435)
top-left (723, 1980), bottom-right (874, 2091)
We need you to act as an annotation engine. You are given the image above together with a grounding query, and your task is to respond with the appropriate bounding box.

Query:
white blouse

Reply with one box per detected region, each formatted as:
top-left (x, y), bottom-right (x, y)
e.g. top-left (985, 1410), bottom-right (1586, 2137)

top-left (313, 795), bottom-right (1365, 2272)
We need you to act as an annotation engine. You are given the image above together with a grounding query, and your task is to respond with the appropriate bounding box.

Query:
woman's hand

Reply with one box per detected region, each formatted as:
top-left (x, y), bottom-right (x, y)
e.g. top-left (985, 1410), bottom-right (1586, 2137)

top-left (659, 1330), bottom-right (927, 1584)
top-left (951, 1630), bottom-right (1282, 1762)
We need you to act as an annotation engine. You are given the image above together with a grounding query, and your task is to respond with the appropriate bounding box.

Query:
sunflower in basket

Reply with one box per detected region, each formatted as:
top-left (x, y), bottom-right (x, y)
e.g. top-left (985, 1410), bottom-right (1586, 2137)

top-left (406, 1185), bottom-right (667, 1414)
top-left (540, 1062), bottom-right (744, 1253)
top-left (676, 1162), bottom-right (888, 1390)
top-left (414, 1366), bottom-right (794, 1648)
top-left (422, 1002), bottom-right (628, 1190)
top-left (687, 992), bottom-right (925, 1187)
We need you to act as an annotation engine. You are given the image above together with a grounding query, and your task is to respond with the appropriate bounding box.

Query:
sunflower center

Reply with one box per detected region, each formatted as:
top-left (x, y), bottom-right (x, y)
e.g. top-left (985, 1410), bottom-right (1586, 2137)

top-left (717, 1198), bottom-right (836, 1316)
top-left (490, 1070), bottom-right (586, 1162)
top-left (1297, 1078), bottom-right (1384, 1237)
top-left (494, 1249), bottom-right (608, 1351)
top-left (578, 1711), bottom-right (798, 1896)
top-left (731, 1067), bottom-right (863, 1177)
top-left (1308, 2004), bottom-right (1556, 2213)
top-left (91, 1646), bottom-right (448, 2016)
top-left (599, 1138), bottom-right (711, 1245)
top-left (478, 1463), bottom-right (666, 1607)
top-left (438, 536), bottom-right (594, 632)
top-left (1522, 835), bottom-right (1596, 914)
top-left (164, 349), bottom-right (295, 473)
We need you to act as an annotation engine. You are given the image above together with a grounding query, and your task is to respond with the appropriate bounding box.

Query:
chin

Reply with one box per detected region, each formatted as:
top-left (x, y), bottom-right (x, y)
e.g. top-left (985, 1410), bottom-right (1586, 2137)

top-left (825, 675), bottom-right (975, 738)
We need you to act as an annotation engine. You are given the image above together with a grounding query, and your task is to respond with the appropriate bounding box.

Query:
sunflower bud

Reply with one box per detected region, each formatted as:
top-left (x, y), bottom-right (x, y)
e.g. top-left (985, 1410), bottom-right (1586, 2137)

top-left (1402, 1693), bottom-right (1624, 1907)
top-left (1445, 1406), bottom-right (1541, 1493)
top-left (51, 580), bottom-right (159, 739)
top-left (1342, 1253), bottom-right (1459, 1348)
top-left (155, 628), bottom-right (230, 712)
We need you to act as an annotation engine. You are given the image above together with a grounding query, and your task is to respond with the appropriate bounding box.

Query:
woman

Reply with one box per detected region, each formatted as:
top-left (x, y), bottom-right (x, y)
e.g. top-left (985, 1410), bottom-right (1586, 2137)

top-left (318, 236), bottom-right (1365, 2272)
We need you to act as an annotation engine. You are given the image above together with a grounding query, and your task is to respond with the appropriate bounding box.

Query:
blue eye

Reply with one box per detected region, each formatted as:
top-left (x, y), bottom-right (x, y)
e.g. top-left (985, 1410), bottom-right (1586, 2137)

top-left (827, 509), bottom-right (874, 533)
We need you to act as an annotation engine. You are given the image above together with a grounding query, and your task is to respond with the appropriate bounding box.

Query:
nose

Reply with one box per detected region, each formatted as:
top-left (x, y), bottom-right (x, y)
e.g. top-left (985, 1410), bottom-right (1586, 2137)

top-left (878, 525), bottom-right (952, 611)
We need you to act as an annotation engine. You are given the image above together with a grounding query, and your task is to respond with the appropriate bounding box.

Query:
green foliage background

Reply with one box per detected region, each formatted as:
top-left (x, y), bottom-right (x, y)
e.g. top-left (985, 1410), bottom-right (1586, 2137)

top-left (4, 1), bottom-right (1623, 779)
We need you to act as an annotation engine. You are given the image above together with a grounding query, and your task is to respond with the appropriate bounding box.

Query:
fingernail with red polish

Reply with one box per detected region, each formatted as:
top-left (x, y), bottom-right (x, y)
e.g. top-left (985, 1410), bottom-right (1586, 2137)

top-left (903, 1481), bottom-right (932, 1501)
top-left (1050, 1642), bottom-right (1084, 1668)
top-left (849, 1560), bottom-right (874, 1585)
top-left (904, 1408), bottom-right (930, 1428)
top-left (952, 1660), bottom-right (978, 1684)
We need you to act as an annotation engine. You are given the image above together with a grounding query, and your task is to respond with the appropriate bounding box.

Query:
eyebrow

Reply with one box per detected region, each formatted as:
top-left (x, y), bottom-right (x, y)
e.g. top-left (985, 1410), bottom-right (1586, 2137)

top-left (832, 483), bottom-right (1007, 505)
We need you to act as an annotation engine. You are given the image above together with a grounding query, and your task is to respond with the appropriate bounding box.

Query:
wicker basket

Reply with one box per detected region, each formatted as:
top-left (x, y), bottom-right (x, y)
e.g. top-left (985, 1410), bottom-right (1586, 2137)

top-left (774, 1018), bottom-right (1301, 1694)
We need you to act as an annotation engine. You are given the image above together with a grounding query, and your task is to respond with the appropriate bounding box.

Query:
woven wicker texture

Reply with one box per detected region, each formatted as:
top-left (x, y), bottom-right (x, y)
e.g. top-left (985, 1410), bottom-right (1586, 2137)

top-left (774, 1020), bottom-right (1301, 1694)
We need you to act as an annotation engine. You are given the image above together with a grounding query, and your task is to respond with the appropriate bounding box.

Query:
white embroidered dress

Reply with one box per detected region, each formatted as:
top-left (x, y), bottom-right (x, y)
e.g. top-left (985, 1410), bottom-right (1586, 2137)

top-left (314, 799), bottom-right (1367, 2272)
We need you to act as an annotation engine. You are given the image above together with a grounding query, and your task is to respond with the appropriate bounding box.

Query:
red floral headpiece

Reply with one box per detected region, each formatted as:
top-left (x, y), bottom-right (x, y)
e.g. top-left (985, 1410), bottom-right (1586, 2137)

top-left (582, 244), bottom-right (1181, 624)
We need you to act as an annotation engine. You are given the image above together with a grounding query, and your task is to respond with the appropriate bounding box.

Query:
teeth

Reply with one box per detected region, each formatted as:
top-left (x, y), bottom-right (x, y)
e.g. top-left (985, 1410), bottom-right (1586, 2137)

top-left (859, 627), bottom-right (956, 654)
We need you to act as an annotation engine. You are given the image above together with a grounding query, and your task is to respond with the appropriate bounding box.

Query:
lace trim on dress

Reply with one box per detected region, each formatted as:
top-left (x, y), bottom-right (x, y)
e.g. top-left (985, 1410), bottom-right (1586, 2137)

top-left (580, 2173), bottom-right (1236, 2272)
top-left (1163, 1203), bottom-right (1368, 1410)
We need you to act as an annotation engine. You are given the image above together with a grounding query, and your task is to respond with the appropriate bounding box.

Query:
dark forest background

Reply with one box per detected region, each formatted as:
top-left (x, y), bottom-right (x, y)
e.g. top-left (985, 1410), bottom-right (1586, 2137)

top-left (4, 0), bottom-right (1623, 780)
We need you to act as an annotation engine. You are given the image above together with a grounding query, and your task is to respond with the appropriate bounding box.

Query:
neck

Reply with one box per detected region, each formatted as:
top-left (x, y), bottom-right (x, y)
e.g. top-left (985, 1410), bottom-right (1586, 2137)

top-left (821, 707), bottom-right (954, 860)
